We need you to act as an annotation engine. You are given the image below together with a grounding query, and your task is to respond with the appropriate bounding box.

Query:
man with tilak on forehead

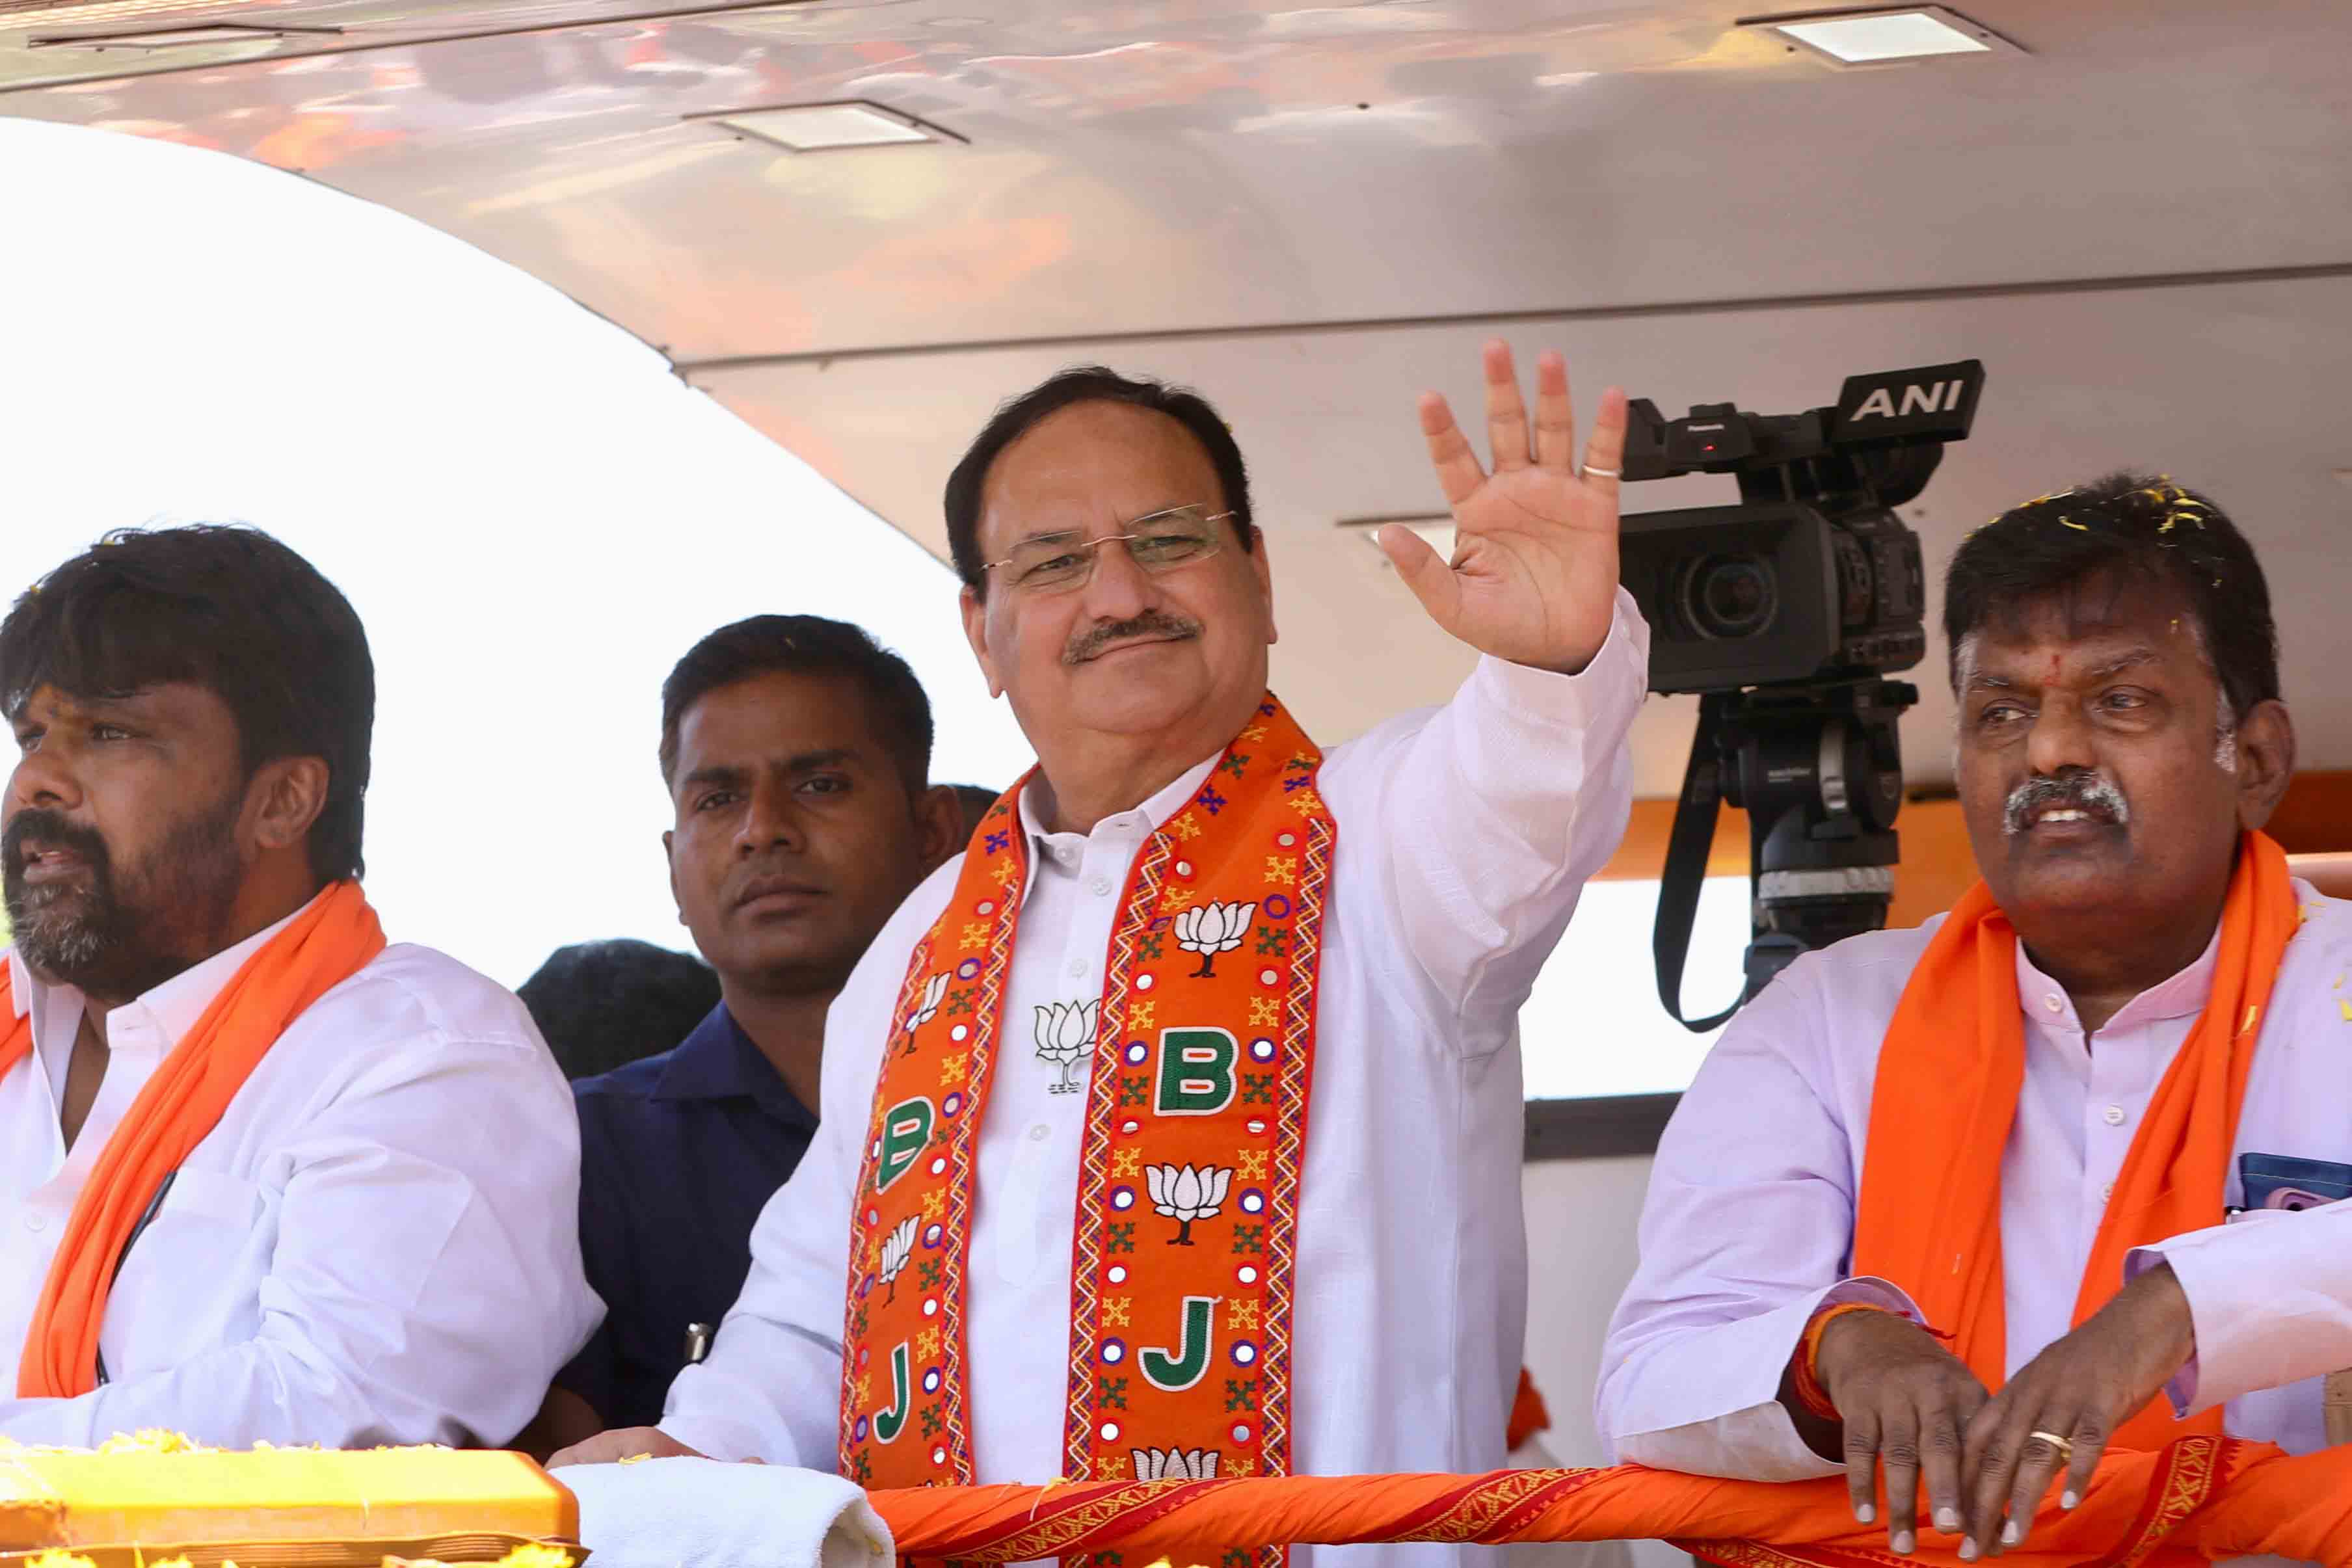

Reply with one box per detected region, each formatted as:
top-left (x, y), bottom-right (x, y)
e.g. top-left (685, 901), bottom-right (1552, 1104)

top-left (555, 343), bottom-right (1650, 1568)
top-left (1601, 475), bottom-right (2352, 1566)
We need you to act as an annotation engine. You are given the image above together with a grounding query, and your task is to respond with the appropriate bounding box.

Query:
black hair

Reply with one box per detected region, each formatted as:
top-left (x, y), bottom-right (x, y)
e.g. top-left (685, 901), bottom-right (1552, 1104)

top-left (658, 615), bottom-right (933, 795)
top-left (944, 782), bottom-right (1000, 838)
top-left (1944, 472), bottom-right (2279, 720)
top-left (517, 938), bottom-right (721, 1081)
top-left (942, 365), bottom-right (1255, 592)
top-left (0, 524), bottom-right (374, 884)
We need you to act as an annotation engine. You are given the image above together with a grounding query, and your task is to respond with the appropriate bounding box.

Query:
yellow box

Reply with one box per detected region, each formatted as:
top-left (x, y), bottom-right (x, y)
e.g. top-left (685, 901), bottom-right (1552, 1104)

top-left (0, 1443), bottom-right (578, 1568)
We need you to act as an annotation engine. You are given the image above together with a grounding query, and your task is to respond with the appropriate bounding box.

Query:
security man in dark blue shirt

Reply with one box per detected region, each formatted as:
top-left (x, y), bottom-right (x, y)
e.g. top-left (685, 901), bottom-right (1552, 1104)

top-left (537, 616), bottom-right (966, 1443)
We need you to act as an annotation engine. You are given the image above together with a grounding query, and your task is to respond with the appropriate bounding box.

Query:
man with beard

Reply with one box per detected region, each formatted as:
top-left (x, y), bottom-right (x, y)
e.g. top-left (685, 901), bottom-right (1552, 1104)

top-left (1599, 476), bottom-right (2352, 1561)
top-left (538, 617), bottom-right (963, 1445)
top-left (554, 344), bottom-right (1648, 1568)
top-left (0, 524), bottom-right (598, 1447)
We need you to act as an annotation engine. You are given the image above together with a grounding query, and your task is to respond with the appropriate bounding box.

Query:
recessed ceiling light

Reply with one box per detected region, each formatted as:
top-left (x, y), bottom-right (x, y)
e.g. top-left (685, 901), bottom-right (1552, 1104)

top-left (691, 101), bottom-right (962, 153)
top-left (3, 0), bottom-right (259, 32)
top-left (1739, 7), bottom-right (2023, 66)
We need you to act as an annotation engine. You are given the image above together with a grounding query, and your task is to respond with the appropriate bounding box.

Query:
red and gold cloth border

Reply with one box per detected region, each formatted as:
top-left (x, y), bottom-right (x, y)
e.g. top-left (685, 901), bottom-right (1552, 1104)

top-left (840, 695), bottom-right (1335, 1535)
top-left (868, 1437), bottom-right (2352, 1567)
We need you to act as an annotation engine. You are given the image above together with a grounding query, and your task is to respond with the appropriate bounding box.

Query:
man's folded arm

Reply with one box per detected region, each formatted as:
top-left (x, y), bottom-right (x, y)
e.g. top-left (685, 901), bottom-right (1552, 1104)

top-left (0, 1030), bottom-right (601, 1448)
top-left (1594, 961), bottom-right (1921, 1479)
top-left (1341, 587), bottom-right (1648, 1031)
top-left (2128, 1198), bottom-right (2352, 1417)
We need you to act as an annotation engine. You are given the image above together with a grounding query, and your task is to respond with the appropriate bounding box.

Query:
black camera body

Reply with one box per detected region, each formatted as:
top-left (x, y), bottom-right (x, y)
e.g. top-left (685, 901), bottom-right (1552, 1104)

top-left (1628, 361), bottom-right (1985, 1029)
top-left (1616, 360), bottom-right (1981, 696)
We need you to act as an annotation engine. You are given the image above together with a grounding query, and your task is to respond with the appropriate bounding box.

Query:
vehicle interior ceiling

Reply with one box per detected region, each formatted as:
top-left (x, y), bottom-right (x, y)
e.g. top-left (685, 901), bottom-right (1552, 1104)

top-left (2, 0), bottom-right (2345, 820)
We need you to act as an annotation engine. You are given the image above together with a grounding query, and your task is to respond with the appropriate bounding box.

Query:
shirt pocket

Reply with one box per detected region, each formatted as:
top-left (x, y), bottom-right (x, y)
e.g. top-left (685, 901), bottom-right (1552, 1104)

top-left (159, 1167), bottom-right (263, 1227)
top-left (100, 1167), bottom-right (271, 1379)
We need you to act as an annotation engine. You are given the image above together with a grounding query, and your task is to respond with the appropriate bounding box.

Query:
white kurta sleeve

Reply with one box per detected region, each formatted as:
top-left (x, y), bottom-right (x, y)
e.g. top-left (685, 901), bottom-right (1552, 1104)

top-left (1331, 589), bottom-right (1648, 1038)
top-left (1594, 955), bottom-right (1923, 1479)
top-left (659, 871), bottom-right (952, 1467)
top-left (2128, 1201), bottom-right (2352, 1416)
top-left (0, 1024), bottom-right (600, 1449)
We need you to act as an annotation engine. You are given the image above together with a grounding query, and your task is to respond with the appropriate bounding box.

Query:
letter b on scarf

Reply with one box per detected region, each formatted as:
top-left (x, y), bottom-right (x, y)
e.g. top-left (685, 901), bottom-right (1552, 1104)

top-left (1156, 1029), bottom-right (1238, 1115)
top-left (875, 1098), bottom-right (935, 1191)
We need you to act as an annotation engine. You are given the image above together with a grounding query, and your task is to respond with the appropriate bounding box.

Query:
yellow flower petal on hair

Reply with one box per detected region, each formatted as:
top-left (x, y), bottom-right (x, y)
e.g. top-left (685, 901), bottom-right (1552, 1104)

top-left (2340, 998), bottom-right (2351, 1022)
top-left (2059, 518), bottom-right (2088, 531)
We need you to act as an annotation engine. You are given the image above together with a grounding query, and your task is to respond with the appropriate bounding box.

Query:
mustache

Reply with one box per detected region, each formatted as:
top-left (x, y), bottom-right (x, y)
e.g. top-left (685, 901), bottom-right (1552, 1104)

top-left (2003, 772), bottom-right (2132, 836)
top-left (1, 808), bottom-right (111, 883)
top-left (1062, 610), bottom-right (1203, 666)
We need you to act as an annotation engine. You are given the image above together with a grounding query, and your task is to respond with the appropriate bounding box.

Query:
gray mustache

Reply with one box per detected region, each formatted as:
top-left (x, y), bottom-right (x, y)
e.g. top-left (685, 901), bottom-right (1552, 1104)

top-left (1063, 611), bottom-right (1202, 666)
top-left (2003, 773), bottom-right (2131, 836)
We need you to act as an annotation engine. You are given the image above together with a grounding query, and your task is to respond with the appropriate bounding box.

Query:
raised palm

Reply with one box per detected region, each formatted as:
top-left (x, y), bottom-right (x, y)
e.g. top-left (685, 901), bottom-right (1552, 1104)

top-left (1380, 339), bottom-right (1627, 674)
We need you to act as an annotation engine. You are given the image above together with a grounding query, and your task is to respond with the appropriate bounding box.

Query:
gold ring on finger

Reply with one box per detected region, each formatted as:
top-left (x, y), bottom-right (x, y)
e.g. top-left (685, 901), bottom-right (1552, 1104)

top-left (2026, 1429), bottom-right (2075, 1461)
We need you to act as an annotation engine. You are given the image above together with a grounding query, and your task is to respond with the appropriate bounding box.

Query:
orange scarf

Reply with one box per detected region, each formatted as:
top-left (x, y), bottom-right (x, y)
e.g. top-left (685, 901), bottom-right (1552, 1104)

top-left (1854, 830), bottom-right (2297, 1448)
top-left (0, 881), bottom-right (386, 1398)
top-left (840, 695), bottom-right (1334, 1525)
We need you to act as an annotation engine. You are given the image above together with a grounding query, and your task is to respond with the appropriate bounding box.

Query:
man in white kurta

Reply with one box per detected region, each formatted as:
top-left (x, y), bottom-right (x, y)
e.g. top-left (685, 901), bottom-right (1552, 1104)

top-left (559, 345), bottom-right (1648, 1568)
top-left (0, 522), bottom-right (598, 1447)
top-left (0, 923), bottom-right (601, 1446)
top-left (1598, 473), bottom-right (2349, 1561)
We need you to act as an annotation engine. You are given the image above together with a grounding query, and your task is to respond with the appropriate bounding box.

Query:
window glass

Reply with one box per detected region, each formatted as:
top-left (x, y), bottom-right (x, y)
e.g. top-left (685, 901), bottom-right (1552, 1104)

top-left (1519, 876), bottom-right (1750, 1100)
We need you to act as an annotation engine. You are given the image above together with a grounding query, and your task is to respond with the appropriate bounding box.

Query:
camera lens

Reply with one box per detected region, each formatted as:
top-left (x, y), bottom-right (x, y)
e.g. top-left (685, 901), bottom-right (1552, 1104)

top-left (1681, 553), bottom-right (1778, 639)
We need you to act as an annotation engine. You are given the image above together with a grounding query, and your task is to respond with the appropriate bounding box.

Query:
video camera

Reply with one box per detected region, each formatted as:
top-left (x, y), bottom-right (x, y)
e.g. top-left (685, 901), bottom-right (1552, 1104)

top-left (1620, 361), bottom-right (1983, 1028)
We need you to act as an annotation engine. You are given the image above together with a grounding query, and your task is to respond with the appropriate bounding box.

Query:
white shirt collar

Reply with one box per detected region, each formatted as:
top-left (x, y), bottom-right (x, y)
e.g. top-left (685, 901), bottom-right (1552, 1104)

top-left (2015, 916), bottom-right (2223, 1036)
top-left (20, 887), bottom-right (325, 1054)
top-left (1018, 754), bottom-right (1221, 857)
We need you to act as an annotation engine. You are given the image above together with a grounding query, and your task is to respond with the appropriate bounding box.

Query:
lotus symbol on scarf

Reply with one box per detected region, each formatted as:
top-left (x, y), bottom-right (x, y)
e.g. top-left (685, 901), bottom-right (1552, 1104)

top-left (877, 1216), bottom-right (918, 1303)
top-left (903, 972), bottom-right (949, 1055)
top-left (1034, 998), bottom-right (1099, 1094)
top-left (1130, 1446), bottom-right (1221, 1482)
top-left (1143, 1162), bottom-right (1233, 1246)
top-left (1173, 900), bottom-right (1257, 978)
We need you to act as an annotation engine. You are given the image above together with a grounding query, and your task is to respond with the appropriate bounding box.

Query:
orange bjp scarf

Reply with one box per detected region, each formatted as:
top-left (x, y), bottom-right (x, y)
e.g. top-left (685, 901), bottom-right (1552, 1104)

top-left (1853, 829), bottom-right (2298, 1449)
top-left (0, 880), bottom-right (385, 1398)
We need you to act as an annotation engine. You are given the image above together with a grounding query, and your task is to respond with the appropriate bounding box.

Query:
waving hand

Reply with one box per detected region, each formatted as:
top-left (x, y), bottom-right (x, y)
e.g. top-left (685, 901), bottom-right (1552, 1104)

top-left (1380, 339), bottom-right (1627, 674)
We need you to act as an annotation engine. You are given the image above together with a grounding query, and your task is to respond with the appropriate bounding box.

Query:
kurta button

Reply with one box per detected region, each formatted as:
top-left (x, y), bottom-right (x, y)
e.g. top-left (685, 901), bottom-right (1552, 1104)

top-left (24, 1214), bottom-right (46, 1233)
top-left (2101, 1182), bottom-right (2115, 1202)
top-left (2102, 1105), bottom-right (2126, 1126)
top-left (1087, 877), bottom-right (1113, 897)
top-left (2043, 994), bottom-right (2063, 1013)
top-left (1069, 960), bottom-right (1088, 979)
top-left (1028, 1124), bottom-right (1050, 1143)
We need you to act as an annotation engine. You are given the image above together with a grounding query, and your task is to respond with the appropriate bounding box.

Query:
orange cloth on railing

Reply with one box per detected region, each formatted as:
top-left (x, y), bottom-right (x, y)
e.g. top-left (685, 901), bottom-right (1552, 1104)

top-left (1504, 1368), bottom-right (1550, 1452)
top-left (869, 1437), bottom-right (2352, 1567)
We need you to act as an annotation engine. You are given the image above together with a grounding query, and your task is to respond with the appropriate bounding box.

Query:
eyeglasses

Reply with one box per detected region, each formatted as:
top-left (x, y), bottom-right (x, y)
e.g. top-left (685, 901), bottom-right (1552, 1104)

top-left (980, 505), bottom-right (1236, 595)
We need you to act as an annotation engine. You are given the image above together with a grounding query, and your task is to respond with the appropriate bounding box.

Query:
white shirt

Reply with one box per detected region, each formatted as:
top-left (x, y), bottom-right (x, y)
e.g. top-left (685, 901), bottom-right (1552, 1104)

top-left (662, 593), bottom-right (1649, 1568)
top-left (0, 892), bottom-right (603, 1448)
top-left (1597, 881), bottom-right (2352, 1482)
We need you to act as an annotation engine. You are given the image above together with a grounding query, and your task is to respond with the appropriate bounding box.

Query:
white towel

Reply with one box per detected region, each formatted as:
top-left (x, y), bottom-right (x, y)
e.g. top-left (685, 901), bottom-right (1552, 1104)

top-left (565, 1457), bottom-right (894, 1568)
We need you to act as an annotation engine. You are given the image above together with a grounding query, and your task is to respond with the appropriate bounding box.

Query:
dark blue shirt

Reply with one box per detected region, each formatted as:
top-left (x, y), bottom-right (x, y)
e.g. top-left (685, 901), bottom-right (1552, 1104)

top-left (559, 1003), bottom-right (818, 1429)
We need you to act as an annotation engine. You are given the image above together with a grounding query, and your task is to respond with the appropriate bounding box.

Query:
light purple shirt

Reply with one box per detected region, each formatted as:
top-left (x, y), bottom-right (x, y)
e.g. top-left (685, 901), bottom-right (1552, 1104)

top-left (1597, 879), bottom-right (2352, 1480)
